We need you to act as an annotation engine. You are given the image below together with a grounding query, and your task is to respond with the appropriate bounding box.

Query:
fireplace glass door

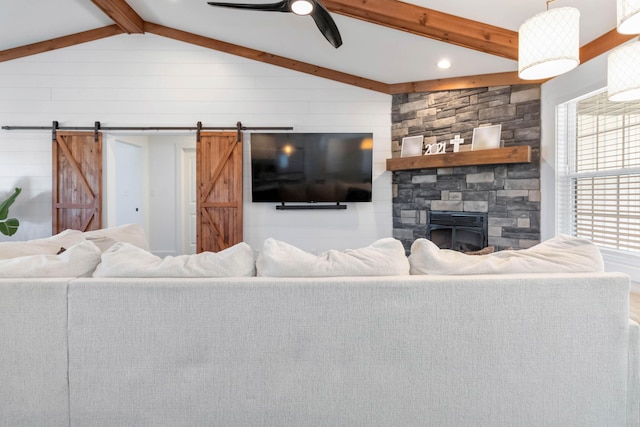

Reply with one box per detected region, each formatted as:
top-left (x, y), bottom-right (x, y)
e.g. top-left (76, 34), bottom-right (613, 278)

top-left (426, 211), bottom-right (488, 252)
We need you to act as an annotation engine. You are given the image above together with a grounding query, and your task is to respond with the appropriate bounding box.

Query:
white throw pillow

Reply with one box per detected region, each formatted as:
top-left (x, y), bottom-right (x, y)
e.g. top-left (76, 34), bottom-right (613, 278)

top-left (83, 224), bottom-right (149, 252)
top-left (0, 229), bottom-right (85, 260)
top-left (408, 234), bottom-right (604, 275)
top-left (0, 240), bottom-right (101, 278)
top-left (93, 242), bottom-right (256, 277)
top-left (256, 237), bottom-right (410, 277)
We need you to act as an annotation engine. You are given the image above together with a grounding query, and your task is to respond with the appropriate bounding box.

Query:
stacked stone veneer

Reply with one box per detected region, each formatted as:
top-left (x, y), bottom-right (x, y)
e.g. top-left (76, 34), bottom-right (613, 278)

top-left (391, 85), bottom-right (541, 252)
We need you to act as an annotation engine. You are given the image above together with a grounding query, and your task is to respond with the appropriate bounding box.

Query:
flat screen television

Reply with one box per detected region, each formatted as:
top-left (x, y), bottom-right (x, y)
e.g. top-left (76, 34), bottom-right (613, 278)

top-left (250, 133), bottom-right (373, 203)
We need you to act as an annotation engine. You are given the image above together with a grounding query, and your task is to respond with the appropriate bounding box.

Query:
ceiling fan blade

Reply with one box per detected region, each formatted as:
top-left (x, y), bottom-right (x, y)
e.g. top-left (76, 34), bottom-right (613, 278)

top-left (309, 0), bottom-right (342, 48)
top-left (207, 1), bottom-right (289, 12)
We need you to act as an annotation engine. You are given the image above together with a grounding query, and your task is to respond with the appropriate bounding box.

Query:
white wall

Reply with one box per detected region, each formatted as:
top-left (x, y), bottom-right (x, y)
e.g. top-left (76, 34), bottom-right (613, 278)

top-left (243, 131), bottom-right (390, 252)
top-left (0, 34), bottom-right (392, 252)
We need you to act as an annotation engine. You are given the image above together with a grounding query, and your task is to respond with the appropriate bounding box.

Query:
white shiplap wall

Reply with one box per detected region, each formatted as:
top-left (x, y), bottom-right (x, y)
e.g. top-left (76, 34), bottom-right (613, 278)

top-left (0, 34), bottom-right (392, 253)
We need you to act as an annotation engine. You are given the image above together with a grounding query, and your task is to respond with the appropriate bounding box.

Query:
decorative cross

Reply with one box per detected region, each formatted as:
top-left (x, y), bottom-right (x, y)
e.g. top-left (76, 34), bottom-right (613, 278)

top-left (449, 134), bottom-right (465, 152)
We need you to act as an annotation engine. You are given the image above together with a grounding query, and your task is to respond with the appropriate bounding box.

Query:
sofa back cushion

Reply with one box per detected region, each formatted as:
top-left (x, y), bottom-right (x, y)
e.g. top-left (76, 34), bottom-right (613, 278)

top-left (83, 223), bottom-right (148, 252)
top-left (0, 240), bottom-right (101, 278)
top-left (0, 229), bottom-right (85, 260)
top-left (93, 242), bottom-right (256, 277)
top-left (0, 224), bottom-right (147, 260)
top-left (65, 273), bottom-right (631, 426)
top-left (256, 237), bottom-right (410, 277)
top-left (409, 234), bottom-right (604, 275)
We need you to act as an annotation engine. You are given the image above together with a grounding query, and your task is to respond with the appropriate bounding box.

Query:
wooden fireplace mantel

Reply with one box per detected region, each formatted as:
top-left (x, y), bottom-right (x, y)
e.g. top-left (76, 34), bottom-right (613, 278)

top-left (386, 145), bottom-right (531, 171)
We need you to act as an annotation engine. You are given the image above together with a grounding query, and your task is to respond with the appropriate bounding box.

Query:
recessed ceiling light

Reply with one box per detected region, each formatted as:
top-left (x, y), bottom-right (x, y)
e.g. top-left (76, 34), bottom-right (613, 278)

top-left (437, 59), bottom-right (451, 69)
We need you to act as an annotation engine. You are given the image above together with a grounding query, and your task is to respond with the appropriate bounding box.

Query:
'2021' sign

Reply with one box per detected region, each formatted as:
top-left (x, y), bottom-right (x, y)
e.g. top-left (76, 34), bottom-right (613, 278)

top-left (424, 142), bottom-right (446, 154)
top-left (424, 135), bottom-right (465, 155)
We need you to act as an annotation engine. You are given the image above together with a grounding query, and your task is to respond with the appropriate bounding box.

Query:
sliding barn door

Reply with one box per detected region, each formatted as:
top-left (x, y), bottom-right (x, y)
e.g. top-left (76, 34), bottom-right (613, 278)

top-left (52, 131), bottom-right (102, 234)
top-left (197, 132), bottom-right (243, 253)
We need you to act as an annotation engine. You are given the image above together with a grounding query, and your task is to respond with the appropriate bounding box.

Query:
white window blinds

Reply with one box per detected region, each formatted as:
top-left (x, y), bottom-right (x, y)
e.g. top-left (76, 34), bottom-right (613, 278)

top-left (557, 89), bottom-right (640, 253)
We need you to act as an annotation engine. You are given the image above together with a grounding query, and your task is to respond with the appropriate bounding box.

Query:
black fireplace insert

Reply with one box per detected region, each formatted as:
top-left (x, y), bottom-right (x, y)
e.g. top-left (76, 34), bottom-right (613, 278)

top-left (426, 210), bottom-right (488, 252)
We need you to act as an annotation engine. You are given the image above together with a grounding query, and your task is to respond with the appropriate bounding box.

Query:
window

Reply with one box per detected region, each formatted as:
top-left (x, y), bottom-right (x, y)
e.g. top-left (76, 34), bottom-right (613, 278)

top-left (557, 89), bottom-right (640, 254)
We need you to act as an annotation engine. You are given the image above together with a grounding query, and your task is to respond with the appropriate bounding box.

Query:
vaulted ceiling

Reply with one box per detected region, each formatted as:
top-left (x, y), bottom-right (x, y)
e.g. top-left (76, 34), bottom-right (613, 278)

top-left (0, 0), bottom-right (633, 94)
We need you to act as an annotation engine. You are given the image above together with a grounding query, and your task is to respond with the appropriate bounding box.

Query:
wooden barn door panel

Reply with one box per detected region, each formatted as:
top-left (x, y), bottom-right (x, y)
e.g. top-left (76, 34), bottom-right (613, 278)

top-left (52, 131), bottom-right (102, 234)
top-left (197, 132), bottom-right (243, 253)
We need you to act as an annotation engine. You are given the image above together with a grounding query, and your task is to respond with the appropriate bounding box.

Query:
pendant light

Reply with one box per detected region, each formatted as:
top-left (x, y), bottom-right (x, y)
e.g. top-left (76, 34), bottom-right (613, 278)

top-left (609, 0), bottom-right (640, 101)
top-left (518, 1), bottom-right (580, 80)
top-left (608, 39), bottom-right (640, 101)
top-left (618, 0), bottom-right (640, 34)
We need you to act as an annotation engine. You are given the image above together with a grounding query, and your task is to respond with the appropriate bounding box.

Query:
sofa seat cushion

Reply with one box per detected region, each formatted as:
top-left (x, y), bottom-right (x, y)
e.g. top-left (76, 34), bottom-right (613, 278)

top-left (256, 237), bottom-right (410, 277)
top-left (0, 240), bottom-right (101, 278)
top-left (0, 229), bottom-right (85, 259)
top-left (409, 234), bottom-right (604, 275)
top-left (93, 242), bottom-right (256, 277)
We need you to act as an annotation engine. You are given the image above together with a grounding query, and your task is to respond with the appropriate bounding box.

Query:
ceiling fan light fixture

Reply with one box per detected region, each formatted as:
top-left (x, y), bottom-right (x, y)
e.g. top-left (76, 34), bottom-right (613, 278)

top-left (290, 0), bottom-right (314, 15)
top-left (618, 0), bottom-right (640, 34)
top-left (608, 39), bottom-right (640, 101)
top-left (518, 5), bottom-right (580, 80)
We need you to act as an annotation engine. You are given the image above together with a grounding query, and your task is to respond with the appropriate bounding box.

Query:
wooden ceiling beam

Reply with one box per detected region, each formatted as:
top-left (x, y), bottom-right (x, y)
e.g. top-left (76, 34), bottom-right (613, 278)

top-left (580, 28), bottom-right (636, 63)
top-left (0, 25), bottom-right (124, 63)
top-left (144, 22), bottom-right (391, 94)
top-left (389, 71), bottom-right (546, 94)
top-left (90, 0), bottom-right (145, 34)
top-left (322, 0), bottom-right (518, 60)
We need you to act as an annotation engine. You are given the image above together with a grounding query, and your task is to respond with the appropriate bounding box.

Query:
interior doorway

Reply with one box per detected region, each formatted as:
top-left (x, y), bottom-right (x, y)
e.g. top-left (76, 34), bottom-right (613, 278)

top-left (103, 132), bottom-right (240, 256)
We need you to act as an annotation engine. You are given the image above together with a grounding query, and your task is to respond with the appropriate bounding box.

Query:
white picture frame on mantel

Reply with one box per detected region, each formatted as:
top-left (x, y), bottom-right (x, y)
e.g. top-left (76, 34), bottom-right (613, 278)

top-left (471, 124), bottom-right (502, 151)
top-left (400, 135), bottom-right (424, 157)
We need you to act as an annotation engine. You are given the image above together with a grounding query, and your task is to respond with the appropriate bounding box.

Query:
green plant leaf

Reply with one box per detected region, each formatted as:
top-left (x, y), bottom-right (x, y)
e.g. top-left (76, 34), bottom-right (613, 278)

top-left (0, 218), bottom-right (19, 236)
top-left (0, 188), bottom-right (21, 221)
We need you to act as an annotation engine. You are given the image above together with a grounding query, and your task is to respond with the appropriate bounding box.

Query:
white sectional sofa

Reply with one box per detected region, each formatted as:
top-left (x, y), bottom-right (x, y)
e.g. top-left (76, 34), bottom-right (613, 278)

top-left (0, 228), bottom-right (638, 426)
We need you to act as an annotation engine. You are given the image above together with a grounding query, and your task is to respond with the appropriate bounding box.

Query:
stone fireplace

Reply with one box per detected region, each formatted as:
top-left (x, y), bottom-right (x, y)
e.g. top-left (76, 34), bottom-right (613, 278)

top-left (391, 85), bottom-right (541, 253)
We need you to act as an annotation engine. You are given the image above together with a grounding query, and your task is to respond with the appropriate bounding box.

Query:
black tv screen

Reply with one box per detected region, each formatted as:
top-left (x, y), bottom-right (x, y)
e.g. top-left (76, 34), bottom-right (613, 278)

top-left (250, 133), bottom-right (373, 203)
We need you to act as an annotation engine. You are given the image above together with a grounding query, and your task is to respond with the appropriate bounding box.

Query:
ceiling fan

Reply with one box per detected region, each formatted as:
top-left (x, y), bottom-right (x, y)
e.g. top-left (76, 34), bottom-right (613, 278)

top-left (206, 0), bottom-right (342, 48)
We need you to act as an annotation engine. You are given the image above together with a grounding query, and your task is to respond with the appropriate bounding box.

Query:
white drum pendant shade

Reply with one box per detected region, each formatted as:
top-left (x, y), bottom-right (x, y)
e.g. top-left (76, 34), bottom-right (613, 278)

top-left (518, 7), bottom-right (580, 80)
top-left (608, 40), bottom-right (640, 101)
top-left (618, 0), bottom-right (640, 34)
